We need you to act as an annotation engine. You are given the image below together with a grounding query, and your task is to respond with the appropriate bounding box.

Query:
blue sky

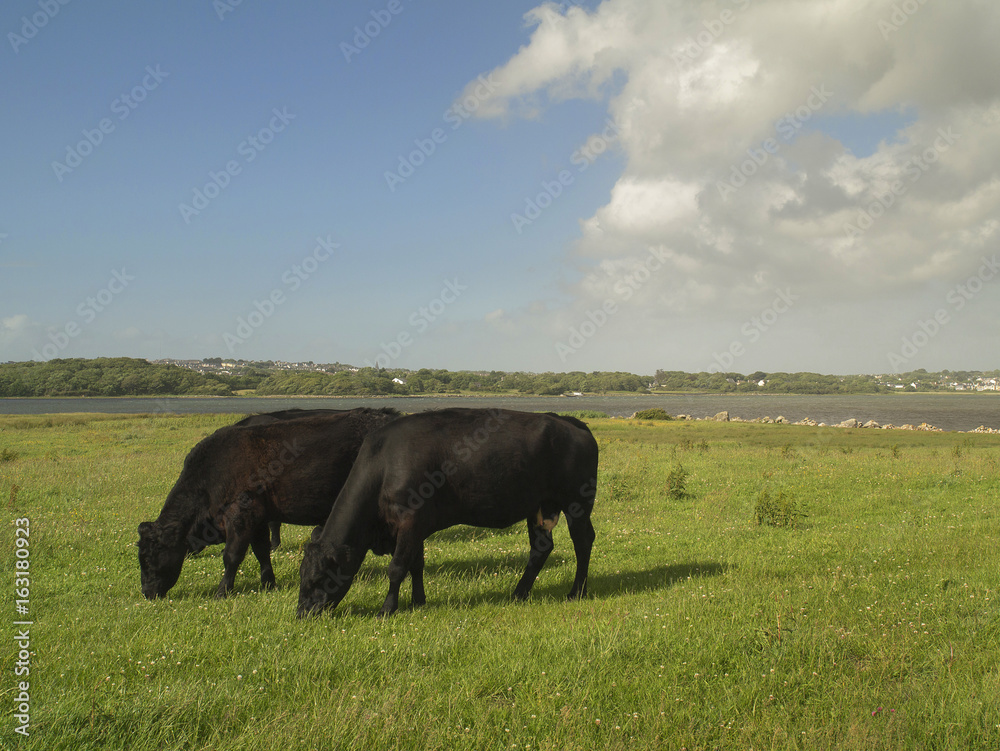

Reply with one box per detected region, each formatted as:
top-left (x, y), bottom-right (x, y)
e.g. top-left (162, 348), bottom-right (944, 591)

top-left (3, 1), bottom-right (998, 374)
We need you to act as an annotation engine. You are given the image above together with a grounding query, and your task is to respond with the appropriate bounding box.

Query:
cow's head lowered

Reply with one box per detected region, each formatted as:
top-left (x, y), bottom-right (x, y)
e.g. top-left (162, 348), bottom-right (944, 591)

top-left (297, 531), bottom-right (362, 617)
top-left (137, 521), bottom-right (186, 599)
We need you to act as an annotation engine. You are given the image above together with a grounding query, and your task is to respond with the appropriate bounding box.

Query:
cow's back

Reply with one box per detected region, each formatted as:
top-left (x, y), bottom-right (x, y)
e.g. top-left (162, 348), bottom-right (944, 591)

top-left (365, 408), bottom-right (597, 530)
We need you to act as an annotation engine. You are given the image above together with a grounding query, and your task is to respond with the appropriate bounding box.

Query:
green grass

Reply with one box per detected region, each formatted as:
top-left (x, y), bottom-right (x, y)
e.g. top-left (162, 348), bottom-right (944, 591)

top-left (2, 414), bottom-right (1000, 750)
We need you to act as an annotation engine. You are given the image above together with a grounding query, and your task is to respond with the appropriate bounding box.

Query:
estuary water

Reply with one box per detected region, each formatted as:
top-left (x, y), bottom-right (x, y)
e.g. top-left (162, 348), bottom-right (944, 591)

top-left (1, 393), bottom-right (999, 432)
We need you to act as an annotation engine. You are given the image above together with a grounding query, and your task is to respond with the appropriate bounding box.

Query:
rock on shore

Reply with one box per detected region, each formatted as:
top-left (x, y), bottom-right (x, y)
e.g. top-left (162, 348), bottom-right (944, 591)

top-left (648, 412), bottom-right (991, 432)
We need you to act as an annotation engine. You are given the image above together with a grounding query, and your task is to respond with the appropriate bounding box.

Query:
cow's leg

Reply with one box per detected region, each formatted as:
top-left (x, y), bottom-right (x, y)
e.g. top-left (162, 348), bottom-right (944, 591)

top-left (409, 543), bottom-right (426, 608)
top-left (513, 519), bottom-right (555, 601)
top-left (215, 531), bottom-right (252, 598)
top-left (379, 528), bottom-right (421, 617)
top-left (269, 521), bottom-right (282, 551)
top-left (215, 492), bottom-right (264, 598)
top-left (565, 511), bottom-right (595, 600)
top-left (250, 524), bottom-right (276, 591)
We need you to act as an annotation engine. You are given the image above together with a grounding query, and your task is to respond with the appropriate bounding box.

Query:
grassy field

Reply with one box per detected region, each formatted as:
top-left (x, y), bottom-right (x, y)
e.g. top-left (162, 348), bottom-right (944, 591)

top-left (1, 412), bottom-right (999, 750)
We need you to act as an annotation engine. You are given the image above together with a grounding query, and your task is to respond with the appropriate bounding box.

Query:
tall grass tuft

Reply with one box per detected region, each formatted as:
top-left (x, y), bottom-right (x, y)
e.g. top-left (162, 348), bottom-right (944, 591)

top-left (665, 463), bottom-right (690, 500)
top-left (754, 487), bottom-right (806, 527)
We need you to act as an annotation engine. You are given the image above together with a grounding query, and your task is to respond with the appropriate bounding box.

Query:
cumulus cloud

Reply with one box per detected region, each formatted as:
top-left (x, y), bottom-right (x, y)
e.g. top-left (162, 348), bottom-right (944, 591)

top-left (461, 0), bottom-right (1000, 371)
top-left (1, 314), bottom-right (44, 357)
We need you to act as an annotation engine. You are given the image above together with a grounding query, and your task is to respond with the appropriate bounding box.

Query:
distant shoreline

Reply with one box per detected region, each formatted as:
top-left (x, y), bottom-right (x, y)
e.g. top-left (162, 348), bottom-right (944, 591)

top-left (3, 390), bottom-right (999, 400)
top-left (2, 392), bottom-right (1000, 433)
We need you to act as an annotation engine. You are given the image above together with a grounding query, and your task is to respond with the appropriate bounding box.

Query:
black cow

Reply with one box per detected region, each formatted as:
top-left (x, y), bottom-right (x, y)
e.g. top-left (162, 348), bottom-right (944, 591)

top-left (298, 408), bottom-right (598, 618)
top-left (186, 409), bottom-right (351, 553)
top-left (138, 407), bottom-right (400, 600)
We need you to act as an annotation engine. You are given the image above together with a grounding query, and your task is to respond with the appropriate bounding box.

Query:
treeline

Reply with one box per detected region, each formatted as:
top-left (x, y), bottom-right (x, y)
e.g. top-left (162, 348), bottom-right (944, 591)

top-left (255, 369), bottom-right (649, 396)
top-left (0, 358), bottom-right (264, 397)
top-left (653, 369), bottom-right (1000, 393)
top-left (2, 359), bottom-right (997, 398)
top-left (653, 371), bottom-right (885, 394)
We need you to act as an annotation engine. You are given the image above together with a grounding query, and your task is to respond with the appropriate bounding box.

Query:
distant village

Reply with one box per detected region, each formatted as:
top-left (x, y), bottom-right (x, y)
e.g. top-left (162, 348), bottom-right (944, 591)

top-left (154, 358), bottom-right (354, 376)
top-left (875, 375), bottom-right (999, 392)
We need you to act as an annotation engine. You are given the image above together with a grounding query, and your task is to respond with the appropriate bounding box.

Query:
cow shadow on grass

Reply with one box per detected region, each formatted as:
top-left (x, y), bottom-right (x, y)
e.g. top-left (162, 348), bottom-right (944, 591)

top-left (182, 547), bottom-right (725, 608)
top-left (348, 554), bottom-right (727, 612)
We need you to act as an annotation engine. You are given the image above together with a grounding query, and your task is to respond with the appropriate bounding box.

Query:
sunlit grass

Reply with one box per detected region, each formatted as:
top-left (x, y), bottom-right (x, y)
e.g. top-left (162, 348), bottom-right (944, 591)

top-left (2, 414), bottom-right (999, 749)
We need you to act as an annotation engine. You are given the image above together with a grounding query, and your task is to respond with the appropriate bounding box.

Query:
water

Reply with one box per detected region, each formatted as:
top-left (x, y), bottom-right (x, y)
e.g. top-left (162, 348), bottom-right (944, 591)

top-left (2, 393), bottom-right (999, 432)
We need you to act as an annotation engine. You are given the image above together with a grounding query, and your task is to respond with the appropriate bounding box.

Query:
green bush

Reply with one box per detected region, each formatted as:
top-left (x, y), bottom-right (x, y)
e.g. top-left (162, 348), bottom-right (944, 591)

top-left (632, 408), bottom-right (673, 421)
top-left (665, 463), bottom-right (689, 500)
top-left (754, 488), bottom-right (805, 527)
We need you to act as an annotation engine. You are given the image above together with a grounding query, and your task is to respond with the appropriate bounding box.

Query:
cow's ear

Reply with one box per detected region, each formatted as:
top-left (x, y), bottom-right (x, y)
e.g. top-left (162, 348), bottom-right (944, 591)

top-left (310, 526), bottom-right (323, 544)
top-left (138, 521), bottom-right (156, 540)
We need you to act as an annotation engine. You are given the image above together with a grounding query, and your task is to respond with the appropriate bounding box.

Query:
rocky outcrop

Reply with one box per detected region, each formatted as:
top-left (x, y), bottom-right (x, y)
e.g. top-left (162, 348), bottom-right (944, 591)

top-left (658, 411), bottom-right (992, 432)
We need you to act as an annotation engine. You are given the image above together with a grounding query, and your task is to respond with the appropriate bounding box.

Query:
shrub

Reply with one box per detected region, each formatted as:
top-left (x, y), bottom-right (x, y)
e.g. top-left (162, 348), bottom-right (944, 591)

top-left (606, 470), bottom-right (641, 504)
top-left (754, 488), bottom-right (805, 528)
top-left (665, 464), bottom-right (689, 500)
top-left (633, 408), bottom-right (673, 421)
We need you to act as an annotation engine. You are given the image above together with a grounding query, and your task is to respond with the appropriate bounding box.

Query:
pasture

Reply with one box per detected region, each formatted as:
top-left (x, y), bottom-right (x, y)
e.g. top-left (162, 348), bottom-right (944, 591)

top-left (2, 412), bottom-right (999, 750)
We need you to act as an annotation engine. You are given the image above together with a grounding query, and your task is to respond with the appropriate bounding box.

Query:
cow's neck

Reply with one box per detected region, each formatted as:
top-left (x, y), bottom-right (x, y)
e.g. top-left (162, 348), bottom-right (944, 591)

top-left (156, 486), bottom-right (203, 547)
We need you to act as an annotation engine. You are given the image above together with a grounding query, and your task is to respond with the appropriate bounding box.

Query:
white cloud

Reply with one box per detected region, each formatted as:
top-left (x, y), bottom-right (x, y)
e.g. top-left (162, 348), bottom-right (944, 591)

top-left (1, 314), bottom-right (44, 357)
top-left (461, 0), bottom-right (1000, 372)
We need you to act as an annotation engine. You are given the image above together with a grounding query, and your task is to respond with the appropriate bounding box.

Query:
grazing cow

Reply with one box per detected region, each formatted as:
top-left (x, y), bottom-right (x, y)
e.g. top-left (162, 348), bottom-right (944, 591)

top-left (298, 408), bottom-right (598, 618)
top-left (186, 409), bottom-right (351, 553)
top-left (138, 407), bottom-right (400, 600)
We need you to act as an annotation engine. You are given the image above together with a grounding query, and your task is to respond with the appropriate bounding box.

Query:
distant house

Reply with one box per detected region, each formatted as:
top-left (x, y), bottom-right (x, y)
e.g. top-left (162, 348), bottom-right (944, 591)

top-left (392, 378), bottom-right (406, 385)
